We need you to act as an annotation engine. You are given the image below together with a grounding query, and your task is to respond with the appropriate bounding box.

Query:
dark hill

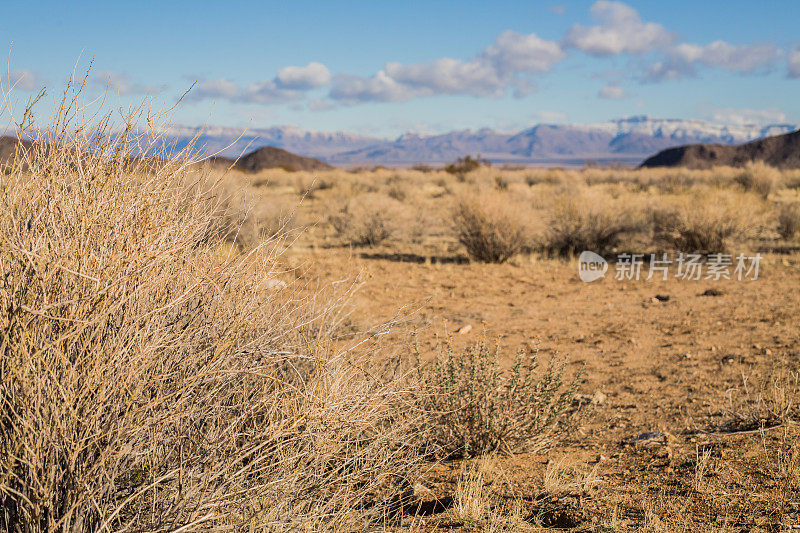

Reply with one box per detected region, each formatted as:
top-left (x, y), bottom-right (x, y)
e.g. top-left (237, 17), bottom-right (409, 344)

top-left (236, 146), bottom-right (333, 172)
top-left (0, 136), bottom-right (333, 173)
top-left (640, 129), bottom-right (800, 169)
top-left (0, 136), bottom-right (35, 169)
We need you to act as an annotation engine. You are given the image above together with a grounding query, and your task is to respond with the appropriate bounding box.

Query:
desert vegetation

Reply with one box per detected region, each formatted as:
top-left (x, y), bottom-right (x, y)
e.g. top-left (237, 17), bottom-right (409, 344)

top-left (0, 83), bottom-right (595, 532)
top-left (188, 154), bottom-right (800, 529)
top-left (225, 158), bottom-right (799, 262)
top-left (2, 77), bottom-right (800, 531)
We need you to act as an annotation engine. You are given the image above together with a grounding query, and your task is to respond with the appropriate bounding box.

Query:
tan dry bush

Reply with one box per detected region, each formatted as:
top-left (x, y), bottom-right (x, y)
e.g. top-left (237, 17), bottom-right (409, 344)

top-left (719, 368), bottom-right (799, 432)
top-left (778, 202), bottom-right (800, 240)
top-left (329, 192), bottom-right (409, 246)
top-left (651, 189), bottom-right (766, 253)
top-left (734, 161), bottom-right (781, 198)
top-left (451, 191), bottom-right (535, 263)
top-left (542, 189), bottom-right (646, 256)
top-left (294, 172), bottom-right (334, 196)
top-left (0, 80), bottom-right (422, 532)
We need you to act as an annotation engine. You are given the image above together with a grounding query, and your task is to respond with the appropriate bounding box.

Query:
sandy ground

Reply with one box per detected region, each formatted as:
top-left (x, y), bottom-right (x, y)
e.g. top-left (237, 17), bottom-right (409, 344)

top-left (294, 246), bottom-right (800, 531)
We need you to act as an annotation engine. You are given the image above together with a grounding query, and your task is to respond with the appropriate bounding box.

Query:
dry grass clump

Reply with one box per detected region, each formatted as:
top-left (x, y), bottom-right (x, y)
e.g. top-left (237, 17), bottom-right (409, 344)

top-left (734, 161), bottom-right (781, 198)
top-left (542, 190), bottom-right (644, 256)
top-left (651, 189), bottom-right (764, 253)
top-left (444, 155), bottom-right (489, 176)
top-left (451, 461), bottom-right (529, 531)
top-left (451, 192), bottom-right (534, 262)
top-left (329, 192), bottom-right (410, 246)
top-left (778, 202), bottom-right (800, 240)
top-left (413, 338), bottom-right (582, 458)
top-left (719, 368), bottom-right (799, 432)
top-left (294, 174), bottom-right (334, 196)
top-left (0, 82), bottom-right (421, 531)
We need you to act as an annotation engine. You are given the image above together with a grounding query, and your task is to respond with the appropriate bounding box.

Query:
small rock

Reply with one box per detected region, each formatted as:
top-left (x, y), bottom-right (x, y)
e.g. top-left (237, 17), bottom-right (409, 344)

top-left (720, 355), bottom-right (735, 364)
top-left (456, 324), bottom-right (472, 334)
top-left (765, 348), bottom-right (773, 356)
top-left (629, 431), bottom-right (671, 448)
top-left (265, 278), bottom-right (288, 290)
top-left (591, 390), bottom-right (607, 405)
top-left (700, 288), bottom-right (723, 297)
top-left (654, 294), bottom-right (670, 302)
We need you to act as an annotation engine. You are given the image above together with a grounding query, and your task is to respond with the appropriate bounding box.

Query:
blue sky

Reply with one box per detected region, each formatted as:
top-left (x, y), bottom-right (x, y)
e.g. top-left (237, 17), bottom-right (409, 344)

top-left (2, 0), bottom-right (799, 137)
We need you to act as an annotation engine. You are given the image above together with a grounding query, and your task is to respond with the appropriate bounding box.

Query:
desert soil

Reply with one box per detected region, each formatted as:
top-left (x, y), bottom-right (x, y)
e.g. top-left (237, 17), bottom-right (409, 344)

top-left (293, 245), bottom-right (800, 531)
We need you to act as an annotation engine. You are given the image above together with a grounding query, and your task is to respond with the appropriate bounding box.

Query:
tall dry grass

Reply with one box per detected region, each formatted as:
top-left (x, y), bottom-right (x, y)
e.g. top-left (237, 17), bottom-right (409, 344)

top-left (542, 189), bottom-right (645, 256)
top-left (0, 77), bottom-right (421, 531)
top-left (651, 189), bottom-right (766, 253)
top-left (451, 192), bottom-right (534, 263)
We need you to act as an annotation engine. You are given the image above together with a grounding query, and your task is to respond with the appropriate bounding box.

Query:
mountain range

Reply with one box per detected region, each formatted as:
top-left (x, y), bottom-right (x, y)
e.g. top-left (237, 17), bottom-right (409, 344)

top-left (641, 128), bottom-right (800, 169)
top-left (170, 116), bottom-right (798, 167)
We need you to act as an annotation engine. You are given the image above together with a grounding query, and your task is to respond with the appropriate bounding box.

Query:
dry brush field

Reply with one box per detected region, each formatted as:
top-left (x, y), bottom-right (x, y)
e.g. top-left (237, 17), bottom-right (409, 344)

top-left (2, 92), bottom-right (800, 531)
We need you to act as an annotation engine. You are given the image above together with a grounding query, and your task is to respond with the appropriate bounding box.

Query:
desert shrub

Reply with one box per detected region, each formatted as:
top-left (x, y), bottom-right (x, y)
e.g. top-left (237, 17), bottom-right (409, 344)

top-left (734, 161), bottom-right (781, 198)
top-left (717, 368), bottom-right (799, 432)
top-left (652, 172), bottom-right (702, 194)
top-left (330, 192), bottom-right (405, 246)
top-left (451, 193), bottom-right (533, 262)
top-left (0, 82), bottom-right (421, 531)
top-left (257, 196), bottom-right (300, 239)
top-left (294, 174), bottom-right (333, 196)
top-left (387, 182), bottom-right (408, 201)
top-left (778, 202), bottom-right (800, 240)
top-left (413, 339), bottom-right (583, 458)
top-left (444, 154), bottom-right (489, 175)
top-left (543, 191), bottom-right (643, 256)
top-left (651, 190), bottom-right (764, 253)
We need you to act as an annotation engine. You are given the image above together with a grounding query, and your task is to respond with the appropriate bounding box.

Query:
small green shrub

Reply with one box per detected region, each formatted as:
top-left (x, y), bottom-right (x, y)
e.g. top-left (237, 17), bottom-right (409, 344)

top-left (414, 338), bottom-right (583, 458)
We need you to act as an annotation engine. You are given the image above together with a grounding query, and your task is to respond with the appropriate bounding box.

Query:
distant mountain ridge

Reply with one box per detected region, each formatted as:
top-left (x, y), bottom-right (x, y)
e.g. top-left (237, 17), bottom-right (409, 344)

top-left (640, 128), bottom-right (800, 169)
top-left (171, 116), bottom-right (797, 167)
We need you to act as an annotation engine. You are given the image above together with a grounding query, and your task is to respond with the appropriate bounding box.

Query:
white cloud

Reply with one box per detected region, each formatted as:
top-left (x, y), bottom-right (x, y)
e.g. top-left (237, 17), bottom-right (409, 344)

top-left (675, 41), bottom-right (779, 73)
top-left (548, 4), bottom-right (566, 15)
top-left (330, 30), bottom-right (565, 103)
top-left (788, 48), bottom-right (800, 78)
top-left (330, 71), bottom-right (424, 103)
top-left (240, 80), bottom-right (302, 104)
top-left (644, 41), bottom-right (781, 81)
top-left (598, 84), bottom-right (627, 99)
top-left (189, 62), bottom-right (331, 104)
top-left (191, 78), bottom-right (239, 100)
top-left (8, 69), bottom-right (40, 91)
top-left (275, 62), bottom-right (331, 89)
top-left (710, 107), bottom-right (788, 127)
top-left (565, 0), bottom-right (673, 56)
top-left (94, 70), bottom-right (151, 95)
